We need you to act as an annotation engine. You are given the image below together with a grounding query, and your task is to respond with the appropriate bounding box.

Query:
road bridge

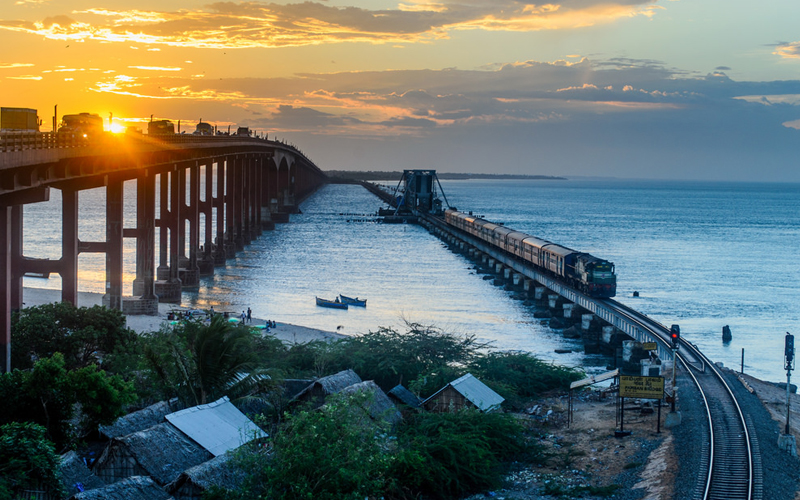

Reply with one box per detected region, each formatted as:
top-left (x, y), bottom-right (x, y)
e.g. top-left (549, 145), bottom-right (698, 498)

top-left (0, 132), bottom-right (327, 372)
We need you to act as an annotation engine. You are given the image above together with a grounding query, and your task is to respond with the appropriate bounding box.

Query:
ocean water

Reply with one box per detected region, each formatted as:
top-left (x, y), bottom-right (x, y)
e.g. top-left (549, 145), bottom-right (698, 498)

top-left (21, 179), bottom-right (800, 382)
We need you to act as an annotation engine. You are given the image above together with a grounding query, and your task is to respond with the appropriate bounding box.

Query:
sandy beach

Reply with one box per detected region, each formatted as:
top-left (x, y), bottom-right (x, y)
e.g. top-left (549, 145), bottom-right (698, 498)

top-left (21, 287), bottom-right (347, 345)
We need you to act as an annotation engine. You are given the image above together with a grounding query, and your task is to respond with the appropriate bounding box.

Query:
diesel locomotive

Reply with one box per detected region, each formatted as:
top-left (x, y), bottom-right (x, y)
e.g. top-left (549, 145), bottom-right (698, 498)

top-left (444, 209), bottom-right (617, 298)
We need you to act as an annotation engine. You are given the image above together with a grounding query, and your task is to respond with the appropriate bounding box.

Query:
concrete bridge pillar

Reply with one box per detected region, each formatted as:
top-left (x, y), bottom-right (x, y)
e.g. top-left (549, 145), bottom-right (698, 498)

top-left (495, 263), bottom-right (504, 274)
top-left (156, 171), bottom-right (170, 282)
top-left (503, 268), bottom-right (512, 282)
top-left (213, 159), bottom-right (227, 264)
top-left (0, 206), bottom-right (12, 372)
top-left (512, 273), bottom-right (522, 287)
top-left (547, 293), bottom-right (558, 309)
top-left (181, 163), bottom-right (200, 287)
top-left (602, 326), bottom-right (615, 344)
top-left (581, 313), bottom-right (594, 331)
top-left (155, 168), bottom-right (182, 302)
top-left (224, 158), bottom-right (237, 257)
top-left (233, 157), bottom-right (245, 251)
top-left (198, 162), bottom-right (215, 275)
top-left (61, 189), bottom-right (79, 306)
top-left (9, 206), bottom-right (22, 311)
top-left (127, 169), bottom-right (159, 315)
top-left (102, 179), bottom-right (124, 311)
top-left (488, 258), bottom-right (495, 269)
top-left (563, 303), bottom-right (574, 318)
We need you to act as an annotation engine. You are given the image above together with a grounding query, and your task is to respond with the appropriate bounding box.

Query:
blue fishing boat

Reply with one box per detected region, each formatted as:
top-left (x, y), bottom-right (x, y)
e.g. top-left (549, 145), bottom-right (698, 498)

top-left (339, 294), bottom-right (367, 307)
top-left (316, 296), bottom-right (348, 310)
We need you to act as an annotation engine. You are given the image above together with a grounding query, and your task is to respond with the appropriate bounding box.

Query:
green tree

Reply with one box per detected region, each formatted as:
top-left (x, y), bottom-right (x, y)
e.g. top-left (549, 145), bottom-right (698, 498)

top-left (0, 422), bottom-right (64, 500)
top-left (0, 353), bottom-right (135, 449)
top-left (142, 316), bottom-right (273, 406)
top-left (11, 302), bottom-right (137, 370)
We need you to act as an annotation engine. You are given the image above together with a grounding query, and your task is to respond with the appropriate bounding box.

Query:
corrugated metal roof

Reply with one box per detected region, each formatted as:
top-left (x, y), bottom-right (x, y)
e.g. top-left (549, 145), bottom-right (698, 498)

top-left (449, 373), bottom-right (505, 412)
top-left (166, 397), bottom-right (267, 456)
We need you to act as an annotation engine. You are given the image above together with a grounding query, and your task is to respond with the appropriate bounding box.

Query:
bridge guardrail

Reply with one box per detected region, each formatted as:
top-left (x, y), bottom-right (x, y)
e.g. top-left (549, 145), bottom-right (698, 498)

top-left (0, 131), bottom-right (313, 164)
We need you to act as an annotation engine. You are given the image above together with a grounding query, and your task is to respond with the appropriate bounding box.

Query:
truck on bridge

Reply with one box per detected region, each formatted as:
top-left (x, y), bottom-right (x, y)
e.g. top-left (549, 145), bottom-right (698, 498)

top-left (58, 112), bottom-right (104, 139)
top-left (1, 107), bottom-right (40, 132)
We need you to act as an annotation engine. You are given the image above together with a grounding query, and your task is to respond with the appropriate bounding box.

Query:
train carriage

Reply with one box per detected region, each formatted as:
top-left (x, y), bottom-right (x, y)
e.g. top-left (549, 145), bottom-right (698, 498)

top-left (442, 208), bottom-right (616, 298)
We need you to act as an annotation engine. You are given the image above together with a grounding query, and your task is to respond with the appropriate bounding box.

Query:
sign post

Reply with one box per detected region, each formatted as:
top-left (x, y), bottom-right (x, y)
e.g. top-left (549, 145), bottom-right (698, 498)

top-left (618, 375), bottom-right (665, 434)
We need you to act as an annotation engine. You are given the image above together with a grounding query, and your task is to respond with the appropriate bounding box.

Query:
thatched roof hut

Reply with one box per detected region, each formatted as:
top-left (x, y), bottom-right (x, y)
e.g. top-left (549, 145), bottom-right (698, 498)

top-left (292, 369), bottom-right (362, 407)
top-left (421, 373), bottom-right (504, 413)
top-left (339, 381), bottom-right (402, 426)
top-left (99, 400), bottom-right (180, 439)
top-left (92, 423), bottom-right (213, 486)
top-left (165, 453), bottom-right (246, 500)
top-left (282, 378), bottom-right (314, 399)
top-left (388, 385), bottom-right (421, 409)
top-left (67, 476), bottom-right (172, 500)
top-left (165, 396), bottom-right (267, 457)
top-left (60, 451), bottom-right (106, 498)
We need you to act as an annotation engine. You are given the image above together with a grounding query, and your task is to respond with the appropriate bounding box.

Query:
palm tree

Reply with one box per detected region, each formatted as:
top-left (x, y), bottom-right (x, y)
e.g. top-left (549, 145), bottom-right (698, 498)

top-left (145, 316), bottom-right (271, 406)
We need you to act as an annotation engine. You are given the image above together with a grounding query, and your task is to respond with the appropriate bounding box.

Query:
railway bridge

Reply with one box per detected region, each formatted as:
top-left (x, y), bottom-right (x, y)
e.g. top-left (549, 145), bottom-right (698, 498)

top-left (0, 132), bottom-right (327, 373)
top-left (364, 175), bottom-right (766, 500)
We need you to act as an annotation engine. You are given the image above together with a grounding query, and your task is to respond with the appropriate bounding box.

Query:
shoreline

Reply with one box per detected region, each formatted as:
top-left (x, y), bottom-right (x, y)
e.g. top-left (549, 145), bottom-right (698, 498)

top-left (21, 287), bottom-right (347, 345)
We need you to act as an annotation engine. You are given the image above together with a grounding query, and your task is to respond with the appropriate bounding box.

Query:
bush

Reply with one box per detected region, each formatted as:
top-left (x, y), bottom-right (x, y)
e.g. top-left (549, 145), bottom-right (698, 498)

top-left (0, 422), bottom-right (64, 499)
top-left (249, 392), bottom-right (394, 500)
top-left (390, 409), bottom-right (529, 499)
top-left (326, 321), bottom-right (489, 393)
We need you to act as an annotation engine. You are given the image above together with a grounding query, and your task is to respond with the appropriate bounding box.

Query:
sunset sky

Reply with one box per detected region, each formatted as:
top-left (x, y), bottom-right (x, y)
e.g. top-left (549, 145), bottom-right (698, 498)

top-left (2, 0), bottom-right (799, 181)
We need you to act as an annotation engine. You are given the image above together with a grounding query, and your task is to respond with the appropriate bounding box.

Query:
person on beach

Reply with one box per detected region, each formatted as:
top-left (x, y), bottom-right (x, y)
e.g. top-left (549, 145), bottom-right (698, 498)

top-left (247, 307), bottom-right (252, 324)
top-left (241, 310), bottom-right (246, 323)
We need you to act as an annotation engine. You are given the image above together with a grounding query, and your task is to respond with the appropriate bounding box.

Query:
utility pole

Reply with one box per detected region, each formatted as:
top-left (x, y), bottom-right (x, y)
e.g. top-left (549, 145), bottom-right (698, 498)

top-left (779, 332), bottom-right (797, 455)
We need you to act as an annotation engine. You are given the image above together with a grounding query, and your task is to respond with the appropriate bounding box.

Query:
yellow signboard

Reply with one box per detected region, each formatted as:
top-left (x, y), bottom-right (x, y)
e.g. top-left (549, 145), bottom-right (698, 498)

top-left (641, 342), bottom-right (658, 351)
top-left (619, 375), bottom-right (664, 399)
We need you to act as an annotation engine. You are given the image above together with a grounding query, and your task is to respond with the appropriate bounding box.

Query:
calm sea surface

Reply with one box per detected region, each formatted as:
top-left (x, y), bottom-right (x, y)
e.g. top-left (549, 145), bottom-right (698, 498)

top-left (22, 179), bottom-right (800, 382)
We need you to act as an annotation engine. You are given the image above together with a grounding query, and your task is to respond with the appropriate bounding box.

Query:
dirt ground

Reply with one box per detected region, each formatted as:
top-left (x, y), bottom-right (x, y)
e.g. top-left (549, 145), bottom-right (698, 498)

top-left (469, 388), bottom-right (677, 499)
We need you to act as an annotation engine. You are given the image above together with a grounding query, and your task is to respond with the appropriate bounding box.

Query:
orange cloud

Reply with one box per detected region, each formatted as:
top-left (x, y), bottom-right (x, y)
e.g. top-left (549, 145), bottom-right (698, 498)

top-left (774, 42), bottom-right (800, 59)
top-left (0, 1), bottom-right (660, 49)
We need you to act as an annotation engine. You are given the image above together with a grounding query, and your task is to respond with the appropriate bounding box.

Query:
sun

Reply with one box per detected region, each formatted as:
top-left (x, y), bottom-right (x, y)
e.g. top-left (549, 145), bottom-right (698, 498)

top-left (109, 123), bottom-right (127, 134)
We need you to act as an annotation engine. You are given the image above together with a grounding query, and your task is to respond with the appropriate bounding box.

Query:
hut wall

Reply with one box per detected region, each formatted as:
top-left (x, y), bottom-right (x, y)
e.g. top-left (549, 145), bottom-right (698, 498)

top-left (422, 386), bottom-right (474, 413)
top-left (93, 443), bottom-right (148, 485)
top-left (170, 481), bottom-right (204, 500)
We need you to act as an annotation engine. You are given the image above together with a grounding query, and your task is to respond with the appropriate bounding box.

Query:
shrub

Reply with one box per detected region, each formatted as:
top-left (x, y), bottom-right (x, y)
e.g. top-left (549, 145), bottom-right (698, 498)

top-left (254, 392), bottom-right (394, 500)
top-left (326, 321), bottom-right (489, 393)
top-left (390, 409), bottom-right (529, 499)
top-left (468, 351), bottom-right (583, 407)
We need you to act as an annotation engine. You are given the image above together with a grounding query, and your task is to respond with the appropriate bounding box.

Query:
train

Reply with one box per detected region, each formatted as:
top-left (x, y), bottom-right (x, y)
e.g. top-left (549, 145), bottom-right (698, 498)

top-left (444, 208), bottom-right (617, 298)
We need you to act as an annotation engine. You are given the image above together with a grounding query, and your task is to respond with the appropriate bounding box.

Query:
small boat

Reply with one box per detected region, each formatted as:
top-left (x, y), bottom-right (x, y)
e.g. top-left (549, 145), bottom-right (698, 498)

top-left (316, 296), bottom-right (348, 310)
top-left (339, 294), bottom-right (367, 307)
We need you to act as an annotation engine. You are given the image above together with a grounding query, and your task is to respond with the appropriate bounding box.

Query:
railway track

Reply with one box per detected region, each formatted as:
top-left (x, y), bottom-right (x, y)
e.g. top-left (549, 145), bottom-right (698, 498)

top-left (606, 300), bottom-right (759, 500)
